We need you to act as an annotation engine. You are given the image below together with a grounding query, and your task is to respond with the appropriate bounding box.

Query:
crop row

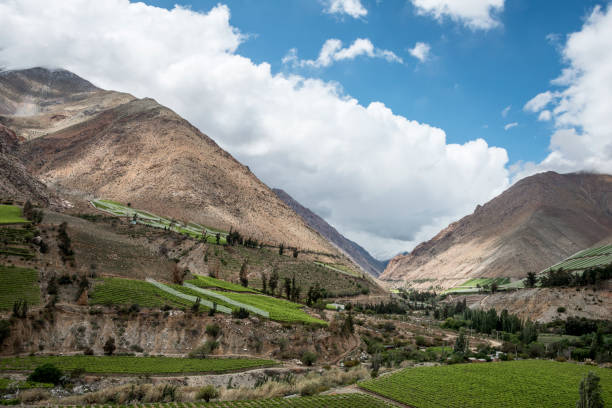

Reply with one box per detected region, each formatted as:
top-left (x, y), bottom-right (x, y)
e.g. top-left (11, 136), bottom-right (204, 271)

top-left (0, 265), bottom-right (40, 310)
top-left (51, 393), bottom-right (393, 408)
top-left (188, 275), bottom-right (259, 294)
top-left (0, 227), bottom-right (35, 244)
top-left (0, 356), bottom-right (276, 375)
top-left (89, 278), bottom-right (193, 309)
top-left (0, 378), bottom-right (52, 390)
top-left (359, 360), bottom-right (612, 408)
top-left (570, 244), bottom-right (612, 259)
top-left (0, 205), bottom-right (28, 225)
top-left (546, 253), bottom-right (612, 272)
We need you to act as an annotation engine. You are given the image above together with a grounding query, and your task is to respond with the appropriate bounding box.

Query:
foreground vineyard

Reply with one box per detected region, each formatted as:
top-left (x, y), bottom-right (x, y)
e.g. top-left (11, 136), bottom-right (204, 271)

top-left (359, 360), bottom-right (612, 407)
top-left (0, 356), bottom-right (276, 374)
top-left (0, 265), bottom-right (40, 309)
top-left (53, 394), bottom-right (393, 408)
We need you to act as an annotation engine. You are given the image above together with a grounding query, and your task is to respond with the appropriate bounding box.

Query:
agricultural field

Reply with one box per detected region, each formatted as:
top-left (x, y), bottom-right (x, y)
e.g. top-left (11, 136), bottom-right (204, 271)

top-left (541, 244), bottom-right (612, 273)
top-left (188, 275), bottom-right (259, 293)
top-left (89, 277), bottom-right (194, 309)
top-left (50, 394), bottom-right (393, 408)
top-left (0, 356), bottom-right (276, 375)
top-left (218, 291), bottom-right (328, 326)
top-left (359, 360), bottom-right (612, 408)
top-left (0, 265), bottom-right (40, 310)
top-left (313, 261), bottom-right (361, 277)
top-left (90, 199), bottom-right (227, 244)
top-left (0, 205), bottom-right (28, 225)
top-left (0, 378), bottom-right (52, 390)
top-left (442, 277), bottom-right (517, 294)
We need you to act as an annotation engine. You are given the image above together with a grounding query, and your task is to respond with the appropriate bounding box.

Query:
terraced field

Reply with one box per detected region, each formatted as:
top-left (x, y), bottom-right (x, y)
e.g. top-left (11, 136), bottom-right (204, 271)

top-left (89, 277), bottom-right (194, 309)
top-left (91, 199), bottom-right (227, 244)
top-left (52, 394), bottom-right (392, 408)
top-left (218, 291), bottom-right (327, 326)
top-left (188, 275), bottom-right (259, 293)
top-left (313, 261), bottom-right (361, 277)
top-left (0, 205), bottom-right (28, 225)
top-left (0, 265), bottom-right (40, 310)
top-left (359, 360), bottom-right (612, 407)
top-left (443, 277), bottom-right (518, 294)
top-left (541, 244), bottom-right (612, 273)
top-left (0, 356), bottom-right (276, 375)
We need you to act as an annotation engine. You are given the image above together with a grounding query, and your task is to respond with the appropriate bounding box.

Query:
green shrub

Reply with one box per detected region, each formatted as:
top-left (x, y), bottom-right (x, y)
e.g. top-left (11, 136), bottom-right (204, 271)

top-left (205, 323), bottom-right (220, 338)
top-left (557, 306), bottom-right (566, 313)
top-left (301, 351), bottom-right (317, 366)
top-left (196, 385), bottom-right (219, 402)
top-left (27, 363), bottom-right (63, 385)
top-left (232, 308), bottom-right (250, 319)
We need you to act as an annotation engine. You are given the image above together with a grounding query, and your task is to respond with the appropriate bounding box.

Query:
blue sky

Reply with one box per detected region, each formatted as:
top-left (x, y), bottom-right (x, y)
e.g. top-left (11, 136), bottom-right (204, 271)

top-left (143, 0), bottom-right (599, 165)
top-left (2, 0), bottom-right (611, 258)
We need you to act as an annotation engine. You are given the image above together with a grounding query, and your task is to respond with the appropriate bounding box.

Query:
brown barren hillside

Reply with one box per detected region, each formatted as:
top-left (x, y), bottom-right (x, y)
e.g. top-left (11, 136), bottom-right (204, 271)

top-left (382, 171), bottom-right (612, 289)
top-left (0, 68), bottom-right (342, 255)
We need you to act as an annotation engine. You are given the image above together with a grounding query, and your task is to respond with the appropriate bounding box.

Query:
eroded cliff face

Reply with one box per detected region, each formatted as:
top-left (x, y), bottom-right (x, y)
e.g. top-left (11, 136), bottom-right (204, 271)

top-left (459, 283), bottom-right (612, 323)
top-left (1, 305), bottom-right (359, 362)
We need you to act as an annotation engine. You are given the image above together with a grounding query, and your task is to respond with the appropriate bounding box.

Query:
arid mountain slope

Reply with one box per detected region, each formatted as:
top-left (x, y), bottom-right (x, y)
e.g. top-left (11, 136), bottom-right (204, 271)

top-left (273, 188), bottom-right (385, 277)
top-left (382, 171), bottom-right (612, 289)
top-left (1, 68), bottom-right (342, 256)
top-left (0, 123), bottom-right (50, 205)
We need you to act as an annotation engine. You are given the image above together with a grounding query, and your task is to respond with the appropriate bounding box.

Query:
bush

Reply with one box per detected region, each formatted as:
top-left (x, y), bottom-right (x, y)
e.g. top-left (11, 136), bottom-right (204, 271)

top-left (205, 323), bottom-right (220, 338)
top-left (301, 351), bottom-right (318, 366)
top-left (103, 337), bottom-right (116, 355)
top-left (232, 308), bottom-right (250, 319)
top-left (415, 336), bottom-right (428, 347)
top-left (196, 385), bottom-right (219, 402)
top-left (557, 306), bottom-right (566, 313)
top-left (28, 363), bottom-right (63, 385)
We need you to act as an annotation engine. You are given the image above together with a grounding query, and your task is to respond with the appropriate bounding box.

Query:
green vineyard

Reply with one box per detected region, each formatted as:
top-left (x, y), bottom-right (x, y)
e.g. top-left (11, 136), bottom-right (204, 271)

top-left (359, 360), bottom-right (612, 408)
top-left (50, 394), bottom-right (393, 408)
top-left (89, 277), bottom-right (196, 309)
top-left (0, 356), bottom-right (276, 375)
top-left (0, 205), bottom-right (28, 225)
top-left (187, 275), bottom-right (259, 293)
top-left (541, 244), bottom-right (612, 273)
top-left (0, 265), bottom-right (40, 310)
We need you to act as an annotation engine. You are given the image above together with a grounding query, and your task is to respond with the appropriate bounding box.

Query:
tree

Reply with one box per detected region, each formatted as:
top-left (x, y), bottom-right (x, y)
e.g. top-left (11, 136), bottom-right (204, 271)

top-left (524, 272), bottom-right (538, 288)
top-left (577, 372), bottom-right (604, 408)
top-left (269, 268), bottom-right (279, 295)
top-left (261, 272), bottom-right (268, 294)
top-left (191, 297), bottom-right (201, 313)
top-left (454, 329), bottom-right (468, 354)
top-left (293, 248), bottom-right (299, 258)
top-left (279, 243), bottom-right (284, 256)
top-left (103, 337), bottom-right (116, 355)
top-left (216, 233), bottom-right (221, 245)
top-left (490, 281), bottom-right (498, 293)
top-left (28, 364), bottom-right (63, 385)
top-left (371, 353), bottom-right (382, 378)
top-left (284, 277), bottom-right (292, 299)
top-left (300, 351), bottom-right (317, 366)
top-left (0, 320), bottom-right (10, 345)
top-left (239, 259), bottom-right (249, 287)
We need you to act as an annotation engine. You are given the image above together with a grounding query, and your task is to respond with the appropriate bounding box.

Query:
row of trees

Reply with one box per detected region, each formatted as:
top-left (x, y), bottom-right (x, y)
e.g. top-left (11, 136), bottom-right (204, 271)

top-left (524, 264), bottom-right (612, 288)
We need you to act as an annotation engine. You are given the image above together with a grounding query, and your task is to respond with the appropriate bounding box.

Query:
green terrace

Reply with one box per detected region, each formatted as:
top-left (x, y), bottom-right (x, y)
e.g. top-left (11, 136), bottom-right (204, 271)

top-left (90, 199), bottom-right (228, 244)
top-left (541, 244), bottom-right (612, 274)
top-left (0, 205), bottom-right (29, 225)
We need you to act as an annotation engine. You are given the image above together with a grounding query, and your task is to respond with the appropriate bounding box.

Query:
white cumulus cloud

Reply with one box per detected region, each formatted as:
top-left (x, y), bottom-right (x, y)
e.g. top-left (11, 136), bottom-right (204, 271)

top-left (408, 42), bottom-right (431, 62)
top-left (410, 0), bottom-right (505, 30)
top-left (0, 0), bottom-right (510, 259)
top-left (323, 0), bottom-right (368, 18)
top-left (517, 4), bottom-right (612, 179)
top-left (283, 38), bottom-right (403, 68)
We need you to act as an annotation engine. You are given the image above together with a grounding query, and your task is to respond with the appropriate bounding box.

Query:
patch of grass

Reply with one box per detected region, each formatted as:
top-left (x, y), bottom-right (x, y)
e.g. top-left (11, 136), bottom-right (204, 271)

top-left (187, 275), bottom-right (259, 293)
top-left (0, 265), bottom-right (40, 310)
top-left (313, 261), bottom-right (361, 277)
top-left (0, 378), bottom-right (52, 390)
top-left (89, 277), bottom-right (192, 309)
top-left (359, 360), bottom-right (612, 408)
top-left (0, 356), bottom-right (276, 375)
top-left (216, 291), bottom-right (327, 326)
top-left (0, 205), bottom-right (28, 225)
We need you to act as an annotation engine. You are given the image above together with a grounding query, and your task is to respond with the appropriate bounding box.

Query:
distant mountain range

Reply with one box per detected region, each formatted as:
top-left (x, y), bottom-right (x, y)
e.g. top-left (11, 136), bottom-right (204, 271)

top-left (382, 171), bottom-right (612, 289)
top-left (273, 188), bottom-right (385, 277)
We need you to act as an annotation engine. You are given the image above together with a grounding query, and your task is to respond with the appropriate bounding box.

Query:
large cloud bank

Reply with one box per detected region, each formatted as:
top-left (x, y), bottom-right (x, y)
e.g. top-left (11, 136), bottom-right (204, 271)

top-left (0, 0), bottom-right (511, 258)
top-left (519, 4), bottom-right (612, 179)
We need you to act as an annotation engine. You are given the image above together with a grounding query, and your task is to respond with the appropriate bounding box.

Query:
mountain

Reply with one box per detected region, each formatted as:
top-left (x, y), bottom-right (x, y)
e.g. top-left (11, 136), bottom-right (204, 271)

top-left (0, 67), bottom-right (345, 257)
top-left (381, 171), bottom-right (612, 289)
top-left (273, 188), bottom-right (385, 277)
top-left (0, 123), bottom-right (50, 205)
